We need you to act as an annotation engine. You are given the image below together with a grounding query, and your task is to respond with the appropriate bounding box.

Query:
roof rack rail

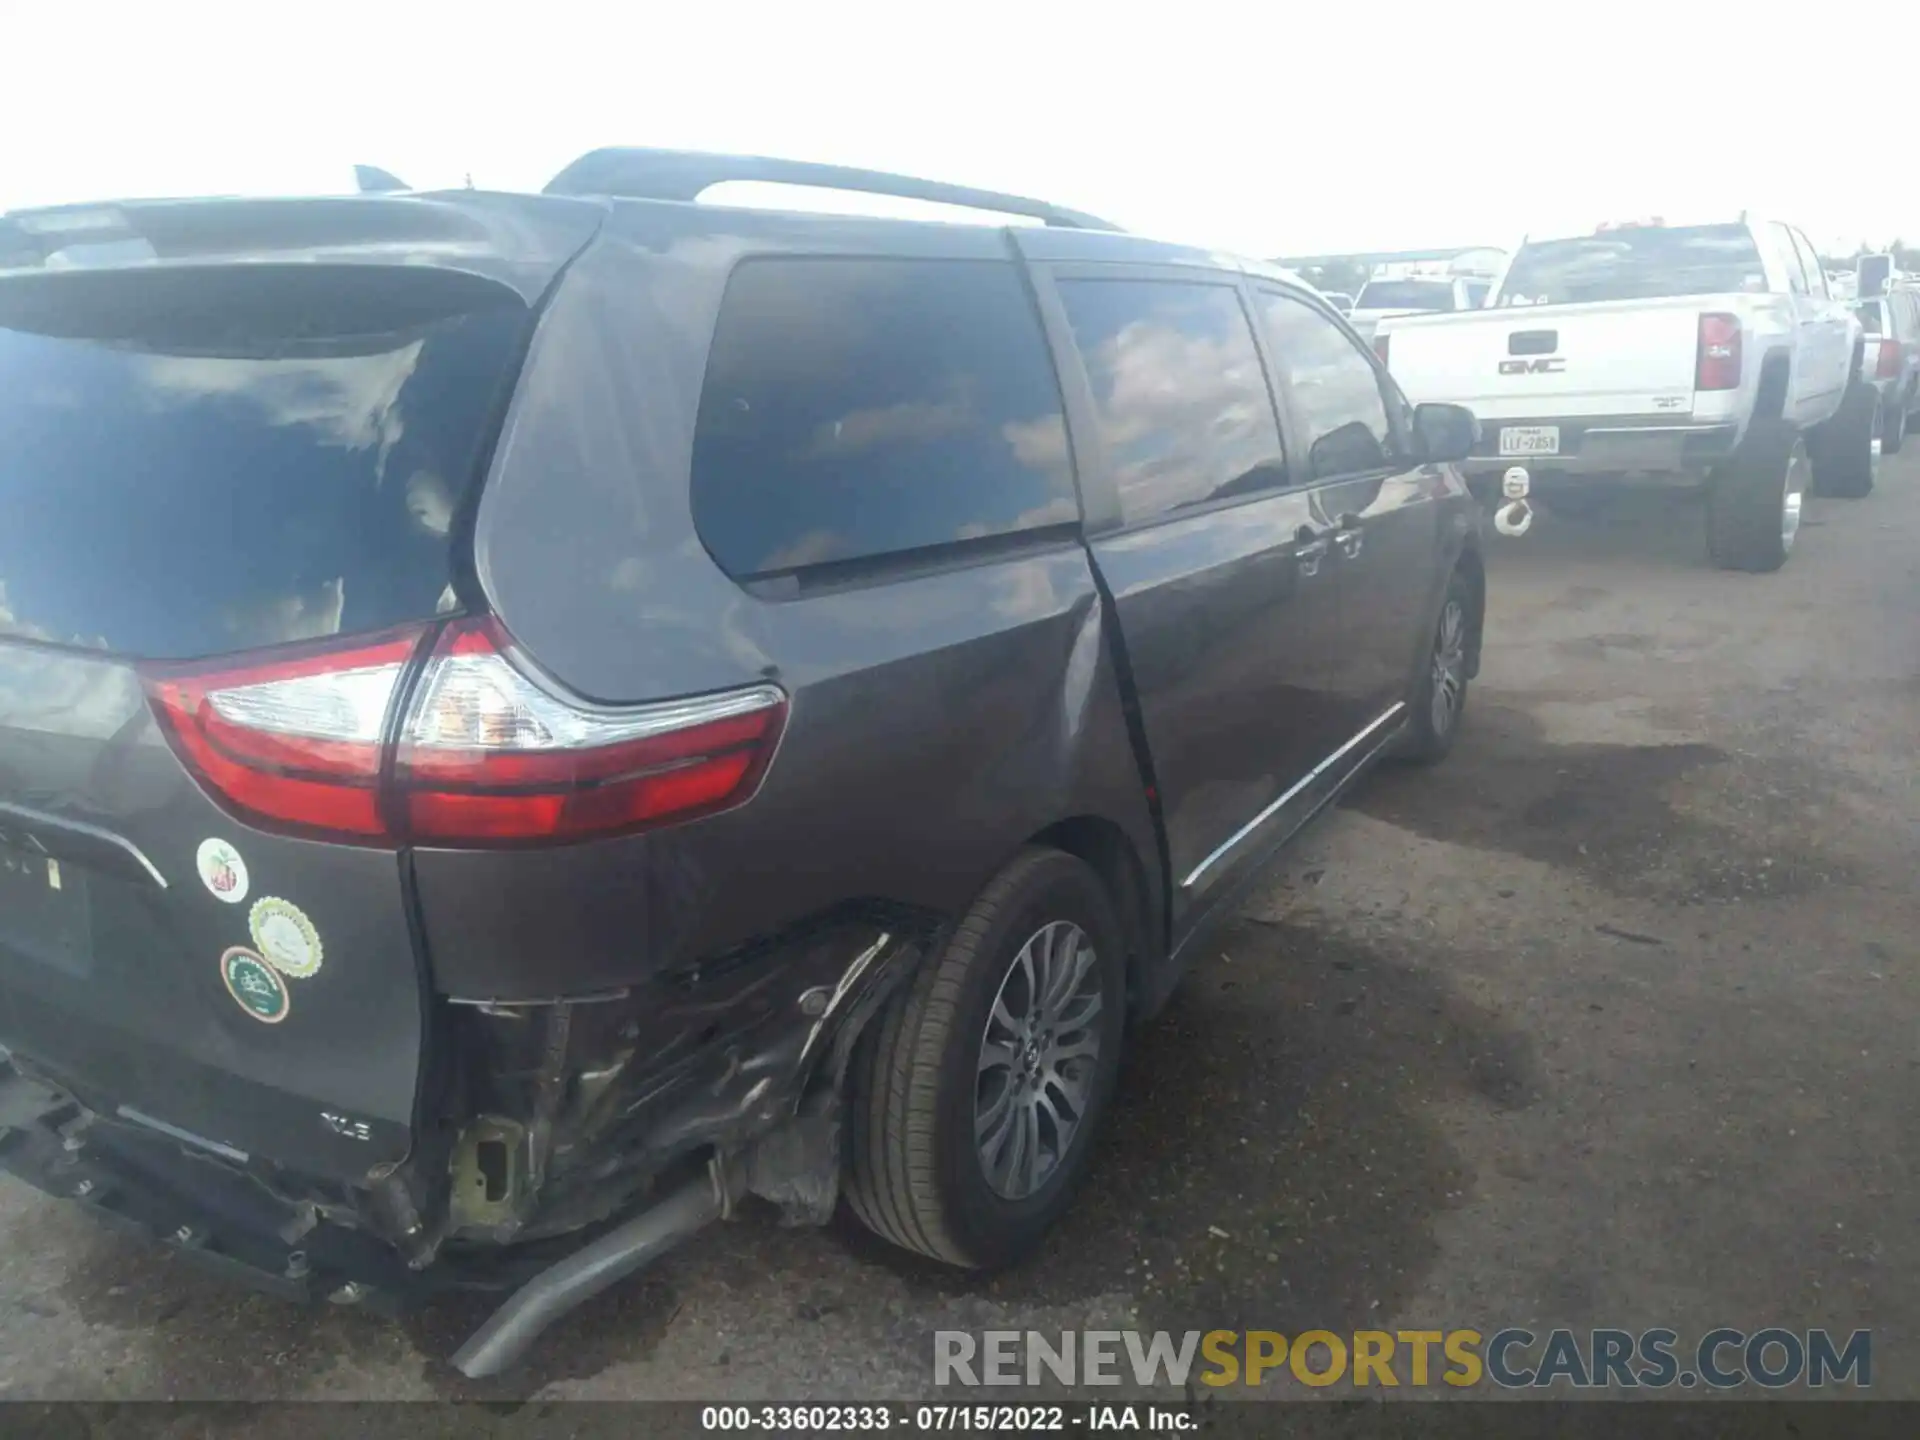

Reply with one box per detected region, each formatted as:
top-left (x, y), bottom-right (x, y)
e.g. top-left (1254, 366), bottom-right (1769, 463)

top-left (542, 147), bottom-right (1122, 231)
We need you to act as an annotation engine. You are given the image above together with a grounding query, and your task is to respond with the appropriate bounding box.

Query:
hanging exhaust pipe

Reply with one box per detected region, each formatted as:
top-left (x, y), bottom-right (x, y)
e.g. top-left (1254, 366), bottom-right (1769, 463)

top-left (1493, 466), bottom-right (1534, 537)
top-left (451, 1163), bottom-right (728, 1379)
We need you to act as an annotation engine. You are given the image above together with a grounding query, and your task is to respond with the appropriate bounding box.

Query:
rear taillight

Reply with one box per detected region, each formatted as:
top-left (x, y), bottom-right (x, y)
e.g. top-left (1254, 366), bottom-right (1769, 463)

top-left (394, 619), bottom-right (785, 842)
top-left (143, 620), bottom-right (786, 845)
top-left (1373, 333), bottom-right (1390, 367)
top-left (1696, 312), bottom-right (1742, 391)
top-left (145, 630), bottom-right (422, 838)
top-left (1876, 338), bottom-right (1901, 380)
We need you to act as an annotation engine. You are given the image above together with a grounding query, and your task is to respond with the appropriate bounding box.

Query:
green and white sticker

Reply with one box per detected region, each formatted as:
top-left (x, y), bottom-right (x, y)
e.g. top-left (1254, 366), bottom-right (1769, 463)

top-left (249, 897), bottom-right (324, 979)
top-left (221, 947), bottom-right (290, 1024)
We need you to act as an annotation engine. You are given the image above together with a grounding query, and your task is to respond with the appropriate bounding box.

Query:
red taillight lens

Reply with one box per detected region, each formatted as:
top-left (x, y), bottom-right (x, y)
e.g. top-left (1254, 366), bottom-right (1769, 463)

top-left (1876, 339), bottom-right (1901, 380)
top-left (1696, 312), bottom-right (1742, 391)
top-left (393, 619), bottom-right (786, 843)
top-left (1373, 333), bottom-right (1390, 367)
top-left (144, 619), bottom-right (787, 845)
top-left (143, 630), bottom-right (424, 837)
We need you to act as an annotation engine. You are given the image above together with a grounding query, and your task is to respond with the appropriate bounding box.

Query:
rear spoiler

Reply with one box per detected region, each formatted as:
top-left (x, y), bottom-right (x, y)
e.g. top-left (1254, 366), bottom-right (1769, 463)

top-left (355, 165), bottom-right (410, 194)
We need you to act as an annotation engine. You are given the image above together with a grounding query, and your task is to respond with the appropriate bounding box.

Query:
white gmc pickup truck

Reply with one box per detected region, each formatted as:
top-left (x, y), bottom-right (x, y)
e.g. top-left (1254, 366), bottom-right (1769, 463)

top-left (1375, 219), bottom-right (1875, 572)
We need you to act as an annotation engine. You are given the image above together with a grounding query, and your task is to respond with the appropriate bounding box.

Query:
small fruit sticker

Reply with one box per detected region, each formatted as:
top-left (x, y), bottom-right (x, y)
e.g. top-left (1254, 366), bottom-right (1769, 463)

top-left (196, 838), bottom-right (249, 904)
top-left (249, 897), bottom-right (324, 980)
top-left (221, 947), bottom-right (290, 1024)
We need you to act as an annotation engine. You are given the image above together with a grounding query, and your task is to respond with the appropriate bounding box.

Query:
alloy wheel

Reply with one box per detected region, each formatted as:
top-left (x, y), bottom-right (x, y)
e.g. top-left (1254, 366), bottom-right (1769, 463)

top-left (1781, 440), bottom-right (1809, 553)
top-left (1430, 598), bottom-right (1467, 736)
top-left (975, 920), bottom-right (1104, 1201)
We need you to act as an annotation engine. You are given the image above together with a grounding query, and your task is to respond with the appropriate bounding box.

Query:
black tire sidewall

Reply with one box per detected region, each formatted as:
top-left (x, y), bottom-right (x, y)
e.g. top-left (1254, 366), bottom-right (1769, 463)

top-left (929, 855), bottom-right (1127, 1269)
top-left (1708, 420), bottom-right (1799, 572)
top-left (1811, 381), bottom-right (1877, 497)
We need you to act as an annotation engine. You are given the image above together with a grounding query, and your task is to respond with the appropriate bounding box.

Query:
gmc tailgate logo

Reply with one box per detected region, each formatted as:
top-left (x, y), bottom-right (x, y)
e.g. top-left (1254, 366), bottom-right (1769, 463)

top-left (1500, 357), bottom-right (1566, 375)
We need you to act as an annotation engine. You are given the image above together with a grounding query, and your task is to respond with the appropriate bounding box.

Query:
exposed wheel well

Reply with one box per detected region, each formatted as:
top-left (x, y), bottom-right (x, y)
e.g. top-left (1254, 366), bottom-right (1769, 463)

top-left (1028, 815), bottom-right (1162, 1015)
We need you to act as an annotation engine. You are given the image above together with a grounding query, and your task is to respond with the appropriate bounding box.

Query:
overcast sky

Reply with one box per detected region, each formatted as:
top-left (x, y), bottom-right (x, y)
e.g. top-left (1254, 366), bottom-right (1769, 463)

top-left (0, 0), bottom-right (1903, 257)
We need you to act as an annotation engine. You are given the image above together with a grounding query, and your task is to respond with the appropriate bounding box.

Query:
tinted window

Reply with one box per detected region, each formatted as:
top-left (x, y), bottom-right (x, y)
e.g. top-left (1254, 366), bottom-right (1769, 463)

top-left (0, 267), bottom-right (527, 659)
top-left (1788, 230), bottom-right (1828, 297)
top-left (1258, 290), bottom-right (1398, 481)
top-left (690, 259), bottom-right (1075, 579)
top-left (1057, 279), bottom-right (1285, 525)
top-left (1464, 281), bottom-right (1491, 307)
top-left (1498, 225), bottom-right (1766, 305)
top-left (1354, 280), bottom-right (1456, 311)
top-left (1768, 225), bottom-right (1809, 294)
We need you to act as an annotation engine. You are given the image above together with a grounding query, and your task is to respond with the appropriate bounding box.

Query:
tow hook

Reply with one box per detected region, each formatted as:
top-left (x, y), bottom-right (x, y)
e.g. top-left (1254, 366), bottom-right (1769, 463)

top-left (1493, 465), bottom-right (1534, 537)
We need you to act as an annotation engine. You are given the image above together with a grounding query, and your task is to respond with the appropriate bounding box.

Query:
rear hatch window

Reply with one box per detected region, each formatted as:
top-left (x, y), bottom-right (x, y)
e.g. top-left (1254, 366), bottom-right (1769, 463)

top-left (1497, 225), bottom-right (1765, 306)
top-left (1354, 280), bottom-right (1455, 312)
top-left (0, 266), bottom-right (529, 659)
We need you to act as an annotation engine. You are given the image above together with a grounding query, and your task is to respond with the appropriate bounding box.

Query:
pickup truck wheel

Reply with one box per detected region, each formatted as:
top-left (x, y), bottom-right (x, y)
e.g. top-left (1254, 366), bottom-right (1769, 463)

top-left (844, 848), bottom-right (1126, 1270)
top-left (1884, 400), bottom-right (1906, 456)
top-left (1809, 379), bottom-right (1878, 499)
top-left (1394, 568), bottom-right (1473, 765)
top-left (1707, 420), bottom-right (1806, 573)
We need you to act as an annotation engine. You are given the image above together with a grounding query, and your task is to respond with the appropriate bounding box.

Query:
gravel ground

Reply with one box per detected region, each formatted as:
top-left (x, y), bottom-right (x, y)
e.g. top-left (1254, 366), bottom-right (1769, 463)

top-left (2, 453), bottom-right (1916, 1412)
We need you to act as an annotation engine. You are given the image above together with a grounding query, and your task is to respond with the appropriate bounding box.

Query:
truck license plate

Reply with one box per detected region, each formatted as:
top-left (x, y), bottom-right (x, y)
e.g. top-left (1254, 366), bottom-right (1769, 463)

top-left (1499, 426), bottom-right (1560, 456)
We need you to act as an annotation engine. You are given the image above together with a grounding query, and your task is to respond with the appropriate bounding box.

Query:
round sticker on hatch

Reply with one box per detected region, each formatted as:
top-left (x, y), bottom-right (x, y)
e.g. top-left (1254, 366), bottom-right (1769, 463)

top-left (196, 838), bottom-right (249, 904)
top-left (248, 897), bottom-right (324, 979)
top-left (221, 947), bottom-right (290, 1024)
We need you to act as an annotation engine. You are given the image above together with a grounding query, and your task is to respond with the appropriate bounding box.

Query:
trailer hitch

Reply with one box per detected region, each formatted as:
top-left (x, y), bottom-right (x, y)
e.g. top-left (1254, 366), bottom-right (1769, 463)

top-left (1493, 465), bottom-right (1534, 537)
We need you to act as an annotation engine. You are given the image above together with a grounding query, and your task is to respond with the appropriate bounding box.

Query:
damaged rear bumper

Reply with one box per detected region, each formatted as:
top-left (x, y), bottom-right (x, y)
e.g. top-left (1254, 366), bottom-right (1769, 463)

top-left (0, 1065), bottom-right (426, 1308)
top-left (0, 921), bottom-right (922, 1318)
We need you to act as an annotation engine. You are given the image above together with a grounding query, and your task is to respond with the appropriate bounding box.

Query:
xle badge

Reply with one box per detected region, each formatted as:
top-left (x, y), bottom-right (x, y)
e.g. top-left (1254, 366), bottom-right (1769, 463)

top-left (250, 897), bottom-right (323, 979)
top-left (221, 947), bottom-right (289, 1024)
top-left (196, 838), bottom-right (249, 904)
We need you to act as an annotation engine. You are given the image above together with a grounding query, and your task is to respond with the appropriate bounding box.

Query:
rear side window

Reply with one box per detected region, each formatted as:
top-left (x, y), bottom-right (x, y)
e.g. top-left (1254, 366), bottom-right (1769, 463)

top-left (0, 267), bottom-right (528, 659)
top-left (1498, 225), bottom-right (1766, 305)
top-left (690, 258), bottom-right (1076, 580)
top-left (1258, 289), bottom-right (1397, 480)
top-left (1787, 229), bottom-right (1828, 297)
top-left (1057, 278), bottom-right (1286, 525)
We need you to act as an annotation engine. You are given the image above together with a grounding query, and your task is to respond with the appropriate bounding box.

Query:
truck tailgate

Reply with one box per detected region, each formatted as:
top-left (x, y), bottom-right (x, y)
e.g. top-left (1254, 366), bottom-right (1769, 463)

top-left (1383, 295), bottom-right (1716, 420)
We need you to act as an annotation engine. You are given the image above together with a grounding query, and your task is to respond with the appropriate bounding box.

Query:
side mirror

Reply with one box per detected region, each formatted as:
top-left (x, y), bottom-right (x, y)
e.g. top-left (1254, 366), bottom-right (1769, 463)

top-left (1413, 402), bottom-right (1478, 464)
top-left (1858, 253), bottom-right (1893, 300)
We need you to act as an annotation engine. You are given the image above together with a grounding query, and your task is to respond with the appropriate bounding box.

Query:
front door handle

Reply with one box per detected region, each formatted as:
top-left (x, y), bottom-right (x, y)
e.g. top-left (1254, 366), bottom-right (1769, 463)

top-left (1294, 524), bottom-right (1331, 577)
top-left (1332, 512), bottom-right (1365, 559)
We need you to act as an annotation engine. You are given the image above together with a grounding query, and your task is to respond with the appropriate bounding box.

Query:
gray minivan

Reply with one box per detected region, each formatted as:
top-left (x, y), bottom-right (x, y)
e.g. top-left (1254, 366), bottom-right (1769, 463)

top-left (0, 150), bottom-right (1484, 1375)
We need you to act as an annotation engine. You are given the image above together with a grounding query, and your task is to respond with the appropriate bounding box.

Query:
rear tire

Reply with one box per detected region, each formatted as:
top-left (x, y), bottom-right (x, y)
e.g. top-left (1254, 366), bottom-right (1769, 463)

top-left (1884, 399), bottom-right (1906, 456)
top-left (1395, 567), bottom-right (1473, 765)
top-left (1706, 419), bottom-right (1807, 573)
top-left (844, 848), bottom-right (1127, 1270)
top-left (1809, 379), bottom-right (1878, 498)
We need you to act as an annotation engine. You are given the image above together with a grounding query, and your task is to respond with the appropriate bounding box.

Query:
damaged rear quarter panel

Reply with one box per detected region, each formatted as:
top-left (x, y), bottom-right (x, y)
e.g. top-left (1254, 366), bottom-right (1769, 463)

top-left (412, 216), bottom-right (1161, 1009)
